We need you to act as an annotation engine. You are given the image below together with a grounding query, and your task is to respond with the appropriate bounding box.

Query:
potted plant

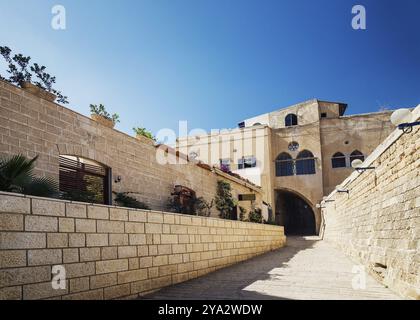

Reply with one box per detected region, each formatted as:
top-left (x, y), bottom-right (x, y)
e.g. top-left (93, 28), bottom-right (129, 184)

top-left (133, 127), bottom-right (156, 145)
top-left (0, 46), bottom-right (68, 104)
top-left (90, 104), bottom-right (120, 128)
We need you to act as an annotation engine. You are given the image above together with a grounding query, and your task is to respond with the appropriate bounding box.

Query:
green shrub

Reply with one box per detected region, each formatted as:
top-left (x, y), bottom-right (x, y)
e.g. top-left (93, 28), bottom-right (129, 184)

top-left (113, 192), bottom-right (150, 210)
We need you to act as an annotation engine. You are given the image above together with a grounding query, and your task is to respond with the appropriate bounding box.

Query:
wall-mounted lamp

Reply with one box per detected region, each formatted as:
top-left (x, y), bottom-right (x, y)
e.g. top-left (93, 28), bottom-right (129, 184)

top-left (114, 176), bottom-right (122, 183)
top-left (351, 159), bottom-right (375, 173)
top-left (336, 188), bottom-right (349, 194)
top-left (390, 108), bottom-right (420, 134)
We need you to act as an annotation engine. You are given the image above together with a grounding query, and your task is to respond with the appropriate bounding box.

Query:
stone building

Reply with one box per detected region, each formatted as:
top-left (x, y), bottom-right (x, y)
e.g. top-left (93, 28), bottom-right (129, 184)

top-left (0, 80), bottom-right (263, 218)
top-left (177, 99), bottom-right (395, 235)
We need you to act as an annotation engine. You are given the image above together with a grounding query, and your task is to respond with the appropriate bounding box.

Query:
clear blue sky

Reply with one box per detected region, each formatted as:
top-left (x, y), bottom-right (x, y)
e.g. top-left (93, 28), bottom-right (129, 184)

top-left (0, 0), bottom-right (419, 136)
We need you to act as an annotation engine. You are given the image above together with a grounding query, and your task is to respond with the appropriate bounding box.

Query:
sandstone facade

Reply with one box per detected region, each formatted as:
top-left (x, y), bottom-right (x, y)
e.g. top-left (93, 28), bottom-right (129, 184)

top-left (322, 105), bottom-right (420, 300)
top-left (0, 193), bottom-right (286, 300)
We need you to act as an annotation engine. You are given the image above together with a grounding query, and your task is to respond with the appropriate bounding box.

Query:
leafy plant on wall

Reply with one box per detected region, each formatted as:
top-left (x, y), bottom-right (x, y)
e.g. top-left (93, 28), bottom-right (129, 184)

top-left (133, 127), bottom-right (156, 141)
top-left (0, 46), bottom-right (69, 104)
top-left (0, 154), bottom-right (58, 197)
top-left (215, 180), bottom-right (237, 220)
top-left (89, 104), bottom-right (120, 124)
top-left (113, 192), bottom-right (150, 210)
top-left (195, 197), bottom-right (214, 217)
top-left (248, 207), bottom-right (263, 223)
top-left (239, 206), bottom-right (247, 221)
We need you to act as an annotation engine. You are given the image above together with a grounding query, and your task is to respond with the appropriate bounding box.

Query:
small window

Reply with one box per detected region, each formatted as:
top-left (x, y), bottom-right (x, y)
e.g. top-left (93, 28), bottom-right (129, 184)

top-left (321, 113), bottom-right (327, 118)
top-left (285, 114), bottom-right (298, 127)
top-left (331, 152), bottom-right (346, 168)
top-left (350, 150), bottom-right (364, 164)
top-left (59, 155), bottom-right (111, 205)
top-left (296, 150), bottom-right (316, 175)
top-left (238, 156), bottom-right (257, 169)
top-left (238, 122), bottom-right (245, 128)
top-left (276, 153), bottom-right (294, 177)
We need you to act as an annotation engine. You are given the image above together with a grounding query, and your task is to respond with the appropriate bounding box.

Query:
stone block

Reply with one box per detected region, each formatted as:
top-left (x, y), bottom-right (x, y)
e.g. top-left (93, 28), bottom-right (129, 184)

top-left (65, 262), bottom-right (95, 278)
top-left (25, 215), bottom-right (57, 232)
top-left (0, 286), bottom-right (22, 300)
top-left (65, 203), bottom-right (87, 218)
top-left (145, 223), bottom-right (162, 234)
top-left (28, 249), bottom-right (62, 266)
top-left (90, 273), bottom-right (118, 289)
top-left (87, 205), bottom-right (109, 220)
top-left (161, 234), bottom-right (178, 244)
top-left (47, 233), bottom-right (68, 248)
top-left (59, 218), bottom-right (75, 233)
top-left (129, 234), bottom-right (146, 245)
top-left (32, 198), bottom-right (65, 216)
top-left (86, 233), bottom-right (108, 247)
top-left (128, 210), bottom-right (147, 222)
top-left (97, 220), bottom-right (124, 233)
top-left (69, 277), bottom-right (90, 293)
top-left (63, 248), bottom-right (79, 263)
top-left (0, 213), bottom-right (24, 231)
top-left (152, 255), bottom-right (168, 267)
top-left (139, 257), bottom-right (153, 268)
top-left (75, 219), bottom-right (96, 233)
top-left (109, 233), bottom-right (129, 246)
top-left (96, 259), bottom-right (128, 274)
top-left (79, 247), bottom-right (101, 262)
top-left (118, 269), bottom-right (148, 284)
top-left (118, 246), bottom-right (137, 258)
top-left (0, 250), bottom-right (27, 268)
top-left (0, 266), bottom-right (50, 287)
top-left (110, 208), bottom-right (128, 221)
top-left (147, 211), bottom-right (163, 224)
top-left (23, 281), bottom-right (68, 300)
top-left (69, 233), bottom-right (85, 247)
top-left (101, 246), bottom-right (118, 260)
top-left (0, 232), bottom-right (46, 249)
top-left (104, 284), bottom-right (130, 299)
top-left (125, 222), bottom-right (145, 234)
top-left (0, 195), bottom-right (30, 213)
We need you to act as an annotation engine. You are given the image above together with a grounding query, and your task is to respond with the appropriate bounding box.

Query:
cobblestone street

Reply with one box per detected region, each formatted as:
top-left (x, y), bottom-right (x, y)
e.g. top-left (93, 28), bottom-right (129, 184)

top-left (143, 237), bottom-right (400, 300)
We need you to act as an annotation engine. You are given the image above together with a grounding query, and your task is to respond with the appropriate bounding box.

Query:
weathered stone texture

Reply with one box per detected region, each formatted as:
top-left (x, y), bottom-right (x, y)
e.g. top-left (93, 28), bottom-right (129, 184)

top-left (323, 123), bottom-right (420, 300)
top-left (0, 193), bottom-right (285, 300)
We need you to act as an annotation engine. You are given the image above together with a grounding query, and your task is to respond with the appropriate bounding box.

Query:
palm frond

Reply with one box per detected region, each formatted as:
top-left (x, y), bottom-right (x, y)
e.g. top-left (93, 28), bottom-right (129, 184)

top-left (22, 176), bottom-right (59, 197)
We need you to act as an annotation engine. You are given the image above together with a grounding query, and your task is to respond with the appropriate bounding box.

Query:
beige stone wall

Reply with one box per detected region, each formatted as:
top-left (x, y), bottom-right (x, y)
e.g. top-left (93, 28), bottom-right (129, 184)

top-left (322, 106), bottom-right (420, 299)
top-left (0, 192), bottom-right (286, 300)
top-left (320, 112), bottom-right (394, 195)
top-left (0, 80), bottom-right (262, 216)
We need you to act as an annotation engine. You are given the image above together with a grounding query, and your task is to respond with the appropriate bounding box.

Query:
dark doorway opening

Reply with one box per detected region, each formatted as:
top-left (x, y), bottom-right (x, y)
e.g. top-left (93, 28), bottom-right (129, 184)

top-left (275, 190), bottom-right (316, 236)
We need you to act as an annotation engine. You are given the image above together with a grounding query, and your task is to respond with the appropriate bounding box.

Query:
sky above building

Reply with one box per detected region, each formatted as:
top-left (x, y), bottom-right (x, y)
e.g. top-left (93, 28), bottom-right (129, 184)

top-left (0, 0), bottom-right (419, 137)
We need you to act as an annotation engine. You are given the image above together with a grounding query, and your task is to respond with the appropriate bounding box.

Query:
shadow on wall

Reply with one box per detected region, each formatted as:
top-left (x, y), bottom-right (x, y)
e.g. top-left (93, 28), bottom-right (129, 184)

top-left (142, 237), bottom-right (318, 300)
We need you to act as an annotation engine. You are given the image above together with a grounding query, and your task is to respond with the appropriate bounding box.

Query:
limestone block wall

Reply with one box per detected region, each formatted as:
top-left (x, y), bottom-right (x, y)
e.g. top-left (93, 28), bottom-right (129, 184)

top-left (322, 105), bottom-right (420, 300)
top-left (0, 80), bottom-right (262, 215)
top-left (0, 192), bottom-right (286, 300)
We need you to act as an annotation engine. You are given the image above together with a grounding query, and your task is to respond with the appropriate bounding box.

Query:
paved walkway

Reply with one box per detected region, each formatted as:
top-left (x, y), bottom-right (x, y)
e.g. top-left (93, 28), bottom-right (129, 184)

top-left (143, 237), bottom-right (400, 300)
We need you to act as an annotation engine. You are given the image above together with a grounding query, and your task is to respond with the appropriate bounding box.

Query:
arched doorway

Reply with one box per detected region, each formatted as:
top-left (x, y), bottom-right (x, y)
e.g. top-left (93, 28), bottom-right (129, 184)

top-left (275, 190), bottom-right (316, 236)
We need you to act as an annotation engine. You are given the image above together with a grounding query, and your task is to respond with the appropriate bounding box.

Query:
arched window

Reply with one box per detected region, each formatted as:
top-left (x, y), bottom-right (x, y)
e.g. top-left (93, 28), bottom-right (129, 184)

top-left (331, 152), bottom-right (346, 168)
top-left (276, 153), bottom-right (294, 176)
top-left (296, 150), bottom-right (316, 175)
top-left (59, 155), bottom-right (111, 205)
top-left (350, 150), bottom-right (364, 165)
top-left (285, 114), bottom-right (298, 127)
